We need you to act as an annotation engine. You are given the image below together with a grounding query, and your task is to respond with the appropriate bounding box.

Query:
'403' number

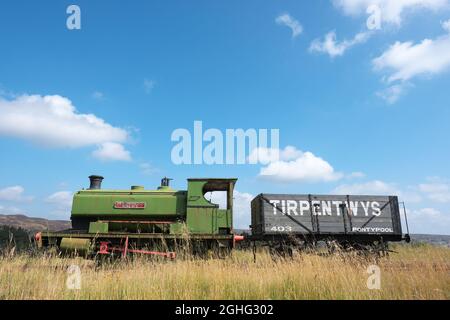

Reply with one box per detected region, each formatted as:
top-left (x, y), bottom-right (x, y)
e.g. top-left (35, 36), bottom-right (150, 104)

top-left (270, 226), bottom-right (293, 232)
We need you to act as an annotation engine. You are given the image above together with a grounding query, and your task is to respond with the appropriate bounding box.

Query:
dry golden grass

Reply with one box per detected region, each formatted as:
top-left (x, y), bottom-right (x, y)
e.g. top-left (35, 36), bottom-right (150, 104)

top-left (0, 244), bottom-right (448, 300)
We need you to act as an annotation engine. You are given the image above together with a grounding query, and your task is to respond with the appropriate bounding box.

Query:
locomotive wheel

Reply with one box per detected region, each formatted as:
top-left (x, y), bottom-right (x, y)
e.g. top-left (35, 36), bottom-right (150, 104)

top-left (94, 253), bottom-right (116, 268)
top-left (216, 246), bottom-right (231, 259)
top-left (211, 240), bottom-right (231, 259)
top-left (191, 241), bottom-right (209, 259)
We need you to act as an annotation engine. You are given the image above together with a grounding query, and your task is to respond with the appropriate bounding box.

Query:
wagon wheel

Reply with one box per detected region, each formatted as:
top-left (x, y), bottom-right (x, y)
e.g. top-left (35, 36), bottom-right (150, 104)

top-left (326, 240), bottom-right (340, 255)
top-left (269, 243), bottom-right (293, 260)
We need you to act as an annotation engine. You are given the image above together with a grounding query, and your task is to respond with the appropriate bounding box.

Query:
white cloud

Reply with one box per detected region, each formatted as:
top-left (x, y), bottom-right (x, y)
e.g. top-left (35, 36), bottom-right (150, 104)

top-left (418, 179), bottom-right (450, 202)
top-left (232, 191), bottom-right (254, 230)
top-left (206, 190), bottom-right (254, 229)
top-left (333, 180), bottom-right (399, 195)
top-left (347, 171), bottom-right (366, 179)
top-left (0, 205), bottom-right (26, 215)
top-left (443, 18), bottom-right (450, 32)
top-left (309, 31), bottom-right (371, 57)
top-left (92, 142), bottom-right (132, 162)
top-left (92, 91), bottom-right (104, 100)
top-left (407, 207), bottom-right (450, 234)
top-left (0, 186), bottom-right (33, 202)
top-left (0, 94), bottom-right (129, 148)
top-left (144, 79), bottom-right (156, 93)
top-left (45, 191), bottom-right (73, 209)
top-left (248, 145), bottom-right (302, 164)
top-left (45, 191), bottom-right (73, 219)
top-left (253, 146), bottom-right (343, 183)
top-left (140, 162), bottom-right (158, 175)
top-left (373, 24), bottom-right (450, 83)
top-left (376, 83), bottom-right (411, 104)
top-left (332, 178), bottom-right (450, 234)
top-left (373, 22), bottom-right (450, 103)
top-left (332, 0), bottom-right (449, 25)
top-left (275, 13), bottom-right (303, 38)
top-left (332, 180), bottom-right (423, 202)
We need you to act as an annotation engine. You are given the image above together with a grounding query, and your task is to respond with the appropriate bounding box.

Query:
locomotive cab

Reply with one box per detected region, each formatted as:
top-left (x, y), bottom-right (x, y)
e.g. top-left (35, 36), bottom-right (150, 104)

top-left (186, 178), bottom-right (237, 235)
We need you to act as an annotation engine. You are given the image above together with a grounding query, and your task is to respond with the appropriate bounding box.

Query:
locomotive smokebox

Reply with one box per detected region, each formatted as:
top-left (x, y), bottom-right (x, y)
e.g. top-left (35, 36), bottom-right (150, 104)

top-left (88, 175), bottom-right (104, 190)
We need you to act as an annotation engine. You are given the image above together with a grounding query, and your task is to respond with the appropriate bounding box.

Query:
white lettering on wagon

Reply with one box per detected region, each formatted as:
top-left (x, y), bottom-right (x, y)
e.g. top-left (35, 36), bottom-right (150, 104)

top-left (269, 200), bottom-right (383, 217)
top-left (352, 227), bottom-right (393, 233)
top-left (114, 201), bottom-right (146, 209)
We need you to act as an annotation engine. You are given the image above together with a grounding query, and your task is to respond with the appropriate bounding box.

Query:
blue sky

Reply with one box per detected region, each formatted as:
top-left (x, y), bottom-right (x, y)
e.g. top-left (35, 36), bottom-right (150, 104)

top-left (0, 0), bottom-right (449, 234)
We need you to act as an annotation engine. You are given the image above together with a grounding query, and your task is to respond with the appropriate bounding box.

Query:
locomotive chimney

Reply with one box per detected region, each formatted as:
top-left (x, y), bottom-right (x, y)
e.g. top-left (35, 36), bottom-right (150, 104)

top-left (161, 177), bottom-right (172, 187)
top-left (88, 175), bottom-right (104, 190)
top-left (158, 177), bottom-right (173, 190)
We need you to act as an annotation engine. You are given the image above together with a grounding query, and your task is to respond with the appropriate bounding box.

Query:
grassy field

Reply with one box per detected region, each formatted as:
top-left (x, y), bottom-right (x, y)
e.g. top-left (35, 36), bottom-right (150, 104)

top-left (0, 244), bottom-right (448, 300)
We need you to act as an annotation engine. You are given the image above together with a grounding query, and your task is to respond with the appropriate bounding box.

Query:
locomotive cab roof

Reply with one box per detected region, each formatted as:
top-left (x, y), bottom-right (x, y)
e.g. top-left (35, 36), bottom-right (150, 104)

top-left (187, 178), bottom-right (237, 192)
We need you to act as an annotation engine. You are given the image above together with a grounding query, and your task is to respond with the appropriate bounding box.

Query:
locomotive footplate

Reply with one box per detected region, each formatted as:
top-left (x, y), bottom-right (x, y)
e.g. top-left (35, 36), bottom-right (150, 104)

top-left (36, 230), bottom-right (240, 259)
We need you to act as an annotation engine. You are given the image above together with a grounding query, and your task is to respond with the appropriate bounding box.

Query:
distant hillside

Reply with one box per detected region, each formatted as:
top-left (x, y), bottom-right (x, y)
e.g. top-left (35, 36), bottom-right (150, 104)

top-left (0, 214), bottom-right (71, 232)
top-left (411, 234), bottom-right (450, 247)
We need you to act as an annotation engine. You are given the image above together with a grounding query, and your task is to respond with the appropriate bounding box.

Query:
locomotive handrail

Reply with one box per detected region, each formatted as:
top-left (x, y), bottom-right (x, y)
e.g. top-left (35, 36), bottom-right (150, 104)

top-left (400, 201), bottom-right (411, 242)
top-left (98, 220), bottom-right (174, 224)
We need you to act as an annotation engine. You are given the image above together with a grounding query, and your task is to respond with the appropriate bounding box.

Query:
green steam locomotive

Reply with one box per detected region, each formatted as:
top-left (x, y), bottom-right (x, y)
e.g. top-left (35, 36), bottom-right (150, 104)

top-left (36, 176), bottom-right (243, 258)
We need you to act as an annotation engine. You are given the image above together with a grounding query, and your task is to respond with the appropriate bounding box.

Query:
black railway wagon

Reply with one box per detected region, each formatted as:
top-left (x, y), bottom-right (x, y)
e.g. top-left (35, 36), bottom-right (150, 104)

top-left (250, 194), bottom-right (410, 244)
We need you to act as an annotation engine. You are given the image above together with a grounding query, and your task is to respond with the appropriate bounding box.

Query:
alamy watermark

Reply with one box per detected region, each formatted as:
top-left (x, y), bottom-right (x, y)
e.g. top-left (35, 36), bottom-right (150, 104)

top-left (66, 264), bottom-right (81, 290)
top-left (366, 4), bottom-right (382, 30)
top-left (66, 5), bottom-right (81, 30)
top-left (64, 3), bottom-right (382, 31)
top-left (366, 265), bottom-right (381, 290)
top-left (171, 121), bottom-right (279, 165)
